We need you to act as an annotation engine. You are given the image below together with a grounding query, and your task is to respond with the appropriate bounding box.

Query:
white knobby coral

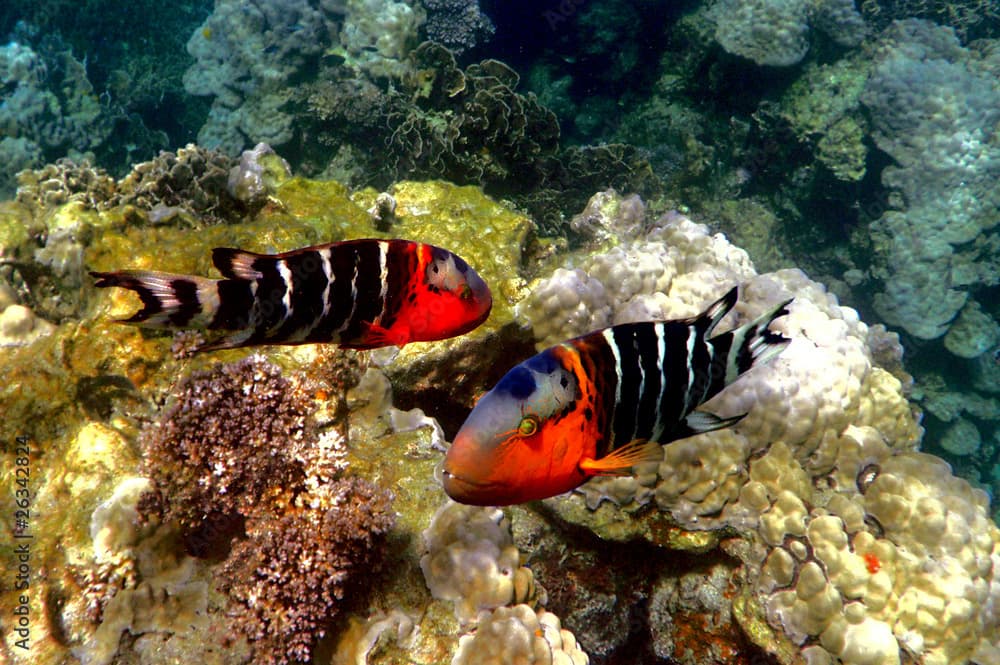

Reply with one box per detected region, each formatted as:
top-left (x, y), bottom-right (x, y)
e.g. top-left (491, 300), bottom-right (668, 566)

top-left (451, 604), bottom-right (589, 665)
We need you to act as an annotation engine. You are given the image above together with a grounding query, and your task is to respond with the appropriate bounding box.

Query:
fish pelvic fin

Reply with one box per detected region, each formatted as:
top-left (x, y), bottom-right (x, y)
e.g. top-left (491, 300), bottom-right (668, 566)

top-left (580, 439), bottom-right (663, 477)
top-left (90, 270), bottom-right (224, 329)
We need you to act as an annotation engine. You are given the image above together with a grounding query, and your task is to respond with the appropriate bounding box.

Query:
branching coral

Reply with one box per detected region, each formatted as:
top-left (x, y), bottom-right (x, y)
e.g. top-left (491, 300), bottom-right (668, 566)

top-left (220, 477), bottom-right (394, 665)
top-left (134, 353), bottom-right (388, 663)
top-left (140, 355), bottom-right (316, 551)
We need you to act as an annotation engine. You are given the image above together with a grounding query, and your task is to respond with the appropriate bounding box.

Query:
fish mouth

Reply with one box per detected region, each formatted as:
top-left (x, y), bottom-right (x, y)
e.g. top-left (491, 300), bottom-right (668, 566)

top-left (441, 468), bottom-right (500, 506)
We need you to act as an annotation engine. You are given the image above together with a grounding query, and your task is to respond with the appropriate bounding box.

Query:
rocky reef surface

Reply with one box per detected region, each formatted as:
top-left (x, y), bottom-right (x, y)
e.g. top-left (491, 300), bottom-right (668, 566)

top-left (1, 151), bottom-right (999, 665)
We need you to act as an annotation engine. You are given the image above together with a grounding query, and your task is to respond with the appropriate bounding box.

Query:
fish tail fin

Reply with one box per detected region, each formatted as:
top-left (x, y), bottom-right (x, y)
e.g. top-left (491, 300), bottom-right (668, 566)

top-left (724, 297), bottom-right (793, 384)
top-left (90, 270), bottom-right (227, 329)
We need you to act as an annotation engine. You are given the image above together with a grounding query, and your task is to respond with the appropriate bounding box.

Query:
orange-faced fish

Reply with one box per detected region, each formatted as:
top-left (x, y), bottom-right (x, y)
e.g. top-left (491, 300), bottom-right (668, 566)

top-left (443, 287), bottom-right (791, 505)
top-left (91, 239), bottom-right (492, 351)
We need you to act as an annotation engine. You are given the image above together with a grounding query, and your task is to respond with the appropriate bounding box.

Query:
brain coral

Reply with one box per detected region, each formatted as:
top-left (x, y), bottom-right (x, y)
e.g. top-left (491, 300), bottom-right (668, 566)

top-left (517, 201), bottom-right (1000, 664)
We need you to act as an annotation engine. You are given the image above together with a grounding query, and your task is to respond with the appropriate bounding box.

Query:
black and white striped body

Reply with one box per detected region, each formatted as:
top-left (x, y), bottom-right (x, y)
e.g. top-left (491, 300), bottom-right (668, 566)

top-left (91, 238), bottom-right (493, 351)
top-left (577, 286), bottom-right (789, 458)
top-left (442, 286), bottom-right (791, 505)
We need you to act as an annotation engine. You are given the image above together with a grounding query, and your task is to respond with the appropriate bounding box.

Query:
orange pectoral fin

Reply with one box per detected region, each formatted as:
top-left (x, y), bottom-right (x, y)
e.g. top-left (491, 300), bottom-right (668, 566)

top-left (579, 440), bottom-right (663, 477)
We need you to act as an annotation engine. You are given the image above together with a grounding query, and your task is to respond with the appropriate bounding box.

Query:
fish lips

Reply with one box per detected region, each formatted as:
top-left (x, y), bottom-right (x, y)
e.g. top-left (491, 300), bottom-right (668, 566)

top-left (441, 467), bottom-right (500, 506)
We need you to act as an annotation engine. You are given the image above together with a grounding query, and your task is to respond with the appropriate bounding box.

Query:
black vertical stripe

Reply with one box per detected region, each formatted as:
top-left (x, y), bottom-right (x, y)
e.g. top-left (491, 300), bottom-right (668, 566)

top-left (609, 325), bottom-right (643, 448)
top-left (685, 325), bottom-right (715, 414)
top-left (339, 241), bottom-right (384, 342)
top-left (705, 334), bottom-right (735, 402)
top-left (167, 279), bottom-right (199, 326)
top-left (245, 258), bottom-right (288, 344)
top-left (210, 279), bottom-right (255, 329)
top-left (271, 250), bottom-right (328, 339)
top-left (654, 322), bottom-right (694, 440)
top-left (633, 323), bottom-right (663, 442)
top-left (378, 240), bottom-right (415, 331)
top-left (308, 245), bottom-right (357, 342)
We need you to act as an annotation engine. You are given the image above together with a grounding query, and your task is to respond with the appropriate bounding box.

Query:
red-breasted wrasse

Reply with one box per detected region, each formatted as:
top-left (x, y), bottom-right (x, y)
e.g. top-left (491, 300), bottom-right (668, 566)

top-left (91, 239), bottom-right (492, 351)
top-left (443, 287), bottom-right (791, 505)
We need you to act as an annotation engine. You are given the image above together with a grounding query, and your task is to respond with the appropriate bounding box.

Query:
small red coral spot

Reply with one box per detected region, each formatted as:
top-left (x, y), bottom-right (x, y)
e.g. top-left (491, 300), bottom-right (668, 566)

top-left (863, 552), bottom-right (881, 574)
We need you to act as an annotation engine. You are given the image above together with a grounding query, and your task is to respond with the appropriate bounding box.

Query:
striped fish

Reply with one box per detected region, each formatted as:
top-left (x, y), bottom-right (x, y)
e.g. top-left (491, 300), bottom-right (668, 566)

top-left (443, 286), bottom-right (791, 505)
top-left (91, 239), bottom-right (492, 351)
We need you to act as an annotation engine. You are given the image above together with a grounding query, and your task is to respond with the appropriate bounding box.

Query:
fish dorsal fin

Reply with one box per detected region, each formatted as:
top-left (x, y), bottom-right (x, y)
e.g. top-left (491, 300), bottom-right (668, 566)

top-left (579, 440), bottom-right (662, 477)
top-left (212, 248), bottom-right (264, 280)
top-left (698, 286), bottom-right (739, 336)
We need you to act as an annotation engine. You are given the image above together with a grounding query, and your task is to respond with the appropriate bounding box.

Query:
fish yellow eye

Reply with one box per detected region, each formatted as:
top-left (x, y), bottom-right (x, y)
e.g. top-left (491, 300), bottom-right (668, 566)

top-left (517, 415), bottom-right (538, 437)
top-left (458, 283), bottom-right (472, 300)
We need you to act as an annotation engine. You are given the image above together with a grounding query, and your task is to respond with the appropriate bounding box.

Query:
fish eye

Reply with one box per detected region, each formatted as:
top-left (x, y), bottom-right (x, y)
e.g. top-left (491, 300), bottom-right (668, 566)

top-left (459, 283), bottom-right (472, 300)
top-left (517, 415), bottom-right (538, 437)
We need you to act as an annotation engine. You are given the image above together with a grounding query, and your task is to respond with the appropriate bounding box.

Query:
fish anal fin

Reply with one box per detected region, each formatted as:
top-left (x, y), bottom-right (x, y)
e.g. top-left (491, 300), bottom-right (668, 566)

top-left (580, 440), bottom-right (662, 477)
top-left (212, 247), bottom-right (264, 280)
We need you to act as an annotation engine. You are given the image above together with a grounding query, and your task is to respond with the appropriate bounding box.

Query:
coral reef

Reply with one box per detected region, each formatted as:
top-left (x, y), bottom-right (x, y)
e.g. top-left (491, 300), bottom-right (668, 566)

top-left (0, 41), bottom-right (110, 197)
top-left (513, 193), bottom-right (999, 664)
top-left (0, 169), bottom-right (535, 665)
top-left (4, 153), bottom-right (1000, 665)
top-left (138, 355), bottom-right (321, 551)
top-left (219, 476), bottom-right (394, 664)
top-left (183, 0), bottom-right (422, 154)
top-left (712, 0), bottom-right (866, 67)
top-left (420, 0), bottom-right (494, 54)
top-left (861, 19), bottom-right (1000, 341)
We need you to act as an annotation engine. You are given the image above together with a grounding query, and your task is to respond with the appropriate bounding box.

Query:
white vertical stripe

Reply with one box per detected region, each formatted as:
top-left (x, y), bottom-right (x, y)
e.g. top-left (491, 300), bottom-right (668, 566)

top-left (335, 251), bottom-right (360, 335)
top-left (650, 323), bottom-right (668, 443)
top-left (375, 240), bottom-right (389, 324)
top-left (602, 328), bottom-right (623, 413)
top-left (726, 325), bottom-right (749, 385)
top-left (319, 247), bottom-right (334, 320)
top-left (683, 326), bottom-right (697, 413)
top-left (274, 259), bottom-right (294, 331)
